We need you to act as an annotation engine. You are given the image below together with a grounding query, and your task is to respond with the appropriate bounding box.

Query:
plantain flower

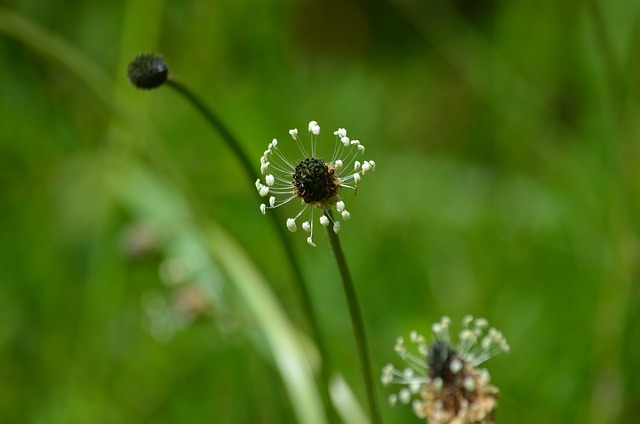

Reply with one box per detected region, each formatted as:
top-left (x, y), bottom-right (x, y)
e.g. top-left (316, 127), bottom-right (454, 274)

top-left (381, 315), bottom-right (509, 423)
top-left (255, 121), bottom-right (375, 246)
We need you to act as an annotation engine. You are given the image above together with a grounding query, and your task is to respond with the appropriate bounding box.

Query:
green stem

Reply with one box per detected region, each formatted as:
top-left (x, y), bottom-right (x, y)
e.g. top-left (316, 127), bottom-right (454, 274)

top-left (164, 77), bottom-right (338, 422)
top-left (325, 210), bottom-right (382, 424)
top-left (587, 0), bottom-right (625, 124)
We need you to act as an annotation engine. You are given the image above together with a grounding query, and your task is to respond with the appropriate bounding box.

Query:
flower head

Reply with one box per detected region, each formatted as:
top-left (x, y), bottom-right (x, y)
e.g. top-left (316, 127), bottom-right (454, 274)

top-left (255, 121), bottom-right (375, 247)
top-left (381, 315), bottom-right (509, 424)
top-left (128, 53), bottom-right (168, 89)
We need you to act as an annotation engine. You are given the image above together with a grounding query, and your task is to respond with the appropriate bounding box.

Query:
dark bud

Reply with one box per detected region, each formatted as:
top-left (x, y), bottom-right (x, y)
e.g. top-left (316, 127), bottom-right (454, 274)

top-left (427, 340), bottom-right (457, 381)
top-left (128, 53), bottom-right (168, 89)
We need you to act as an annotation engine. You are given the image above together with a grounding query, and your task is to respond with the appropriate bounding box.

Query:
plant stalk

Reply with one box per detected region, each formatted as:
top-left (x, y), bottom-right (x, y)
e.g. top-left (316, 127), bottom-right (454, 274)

top-left (325, 210), bottom-right (382, 424)
top-left (164, 77), bottom-right (338, 422)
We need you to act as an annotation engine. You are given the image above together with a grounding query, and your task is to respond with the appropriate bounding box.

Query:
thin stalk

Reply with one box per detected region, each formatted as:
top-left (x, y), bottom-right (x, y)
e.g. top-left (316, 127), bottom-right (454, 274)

top-left (325, 210), bottom-right (382, 424)
top-left (164, 77), bottom-right (338, 422)
top-left (587, 0), bottom-right (625, 124)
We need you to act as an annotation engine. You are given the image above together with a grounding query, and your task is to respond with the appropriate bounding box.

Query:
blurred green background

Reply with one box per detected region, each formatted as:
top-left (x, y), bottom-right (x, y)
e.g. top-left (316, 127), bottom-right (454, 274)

top-left (2, 0), bottom-right (640, 423)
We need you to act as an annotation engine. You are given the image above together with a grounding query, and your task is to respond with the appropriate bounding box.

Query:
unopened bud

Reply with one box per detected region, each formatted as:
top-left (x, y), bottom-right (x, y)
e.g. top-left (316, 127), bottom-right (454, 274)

top-left (128, 53), bottom-right (168, 89)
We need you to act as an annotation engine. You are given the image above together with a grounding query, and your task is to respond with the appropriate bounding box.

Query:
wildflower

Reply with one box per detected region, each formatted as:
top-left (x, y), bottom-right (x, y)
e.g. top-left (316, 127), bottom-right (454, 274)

top-left (255, 120), bottom-right (375, 247)
top-left (381, 315), bottom-right (509, 424)
top-left (128, 53), bottom-right (168, 89)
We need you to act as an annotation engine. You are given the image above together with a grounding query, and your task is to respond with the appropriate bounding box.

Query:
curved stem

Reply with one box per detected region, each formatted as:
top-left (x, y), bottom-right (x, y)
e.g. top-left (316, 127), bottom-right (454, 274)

top-left (164, 77), bottom-right (338, 421)
top-left (325, 210), bottom-right (382, 424)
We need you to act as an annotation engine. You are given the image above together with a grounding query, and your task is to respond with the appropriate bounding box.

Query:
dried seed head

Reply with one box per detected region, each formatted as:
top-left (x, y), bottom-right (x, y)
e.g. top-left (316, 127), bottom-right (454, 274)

top-left (382, 316), bottom-right (509, 423)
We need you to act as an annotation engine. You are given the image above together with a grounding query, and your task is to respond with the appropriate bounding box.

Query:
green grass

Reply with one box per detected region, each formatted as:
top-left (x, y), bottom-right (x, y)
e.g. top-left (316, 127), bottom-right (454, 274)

top-left (1, 1), bottom-right (639, 423)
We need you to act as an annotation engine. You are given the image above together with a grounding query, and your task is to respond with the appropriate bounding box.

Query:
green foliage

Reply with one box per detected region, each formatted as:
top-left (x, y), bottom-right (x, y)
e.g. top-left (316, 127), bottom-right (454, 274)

top-left (1, 0), bottom-right (640, 423)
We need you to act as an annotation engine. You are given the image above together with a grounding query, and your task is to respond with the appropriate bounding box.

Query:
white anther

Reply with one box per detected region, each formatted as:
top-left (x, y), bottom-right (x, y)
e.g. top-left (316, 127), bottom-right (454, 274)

top-left (362, 161), bottom-right (371, 174)
top-left (265, 174), bottom-right (275, 186)
top-left (336, 200), bottom-right (345, 212)
top-left (341, 136), bottom-right (350, 146)
top-left (463, 376), bottom-right (476, 391)
top-left (259, 186), bottom-right (269, 197)
top-left (388, 394), bottom-right (398, 407)
top-left (333, 221), bottom-right (340, 233)
top-left (306, 236), bottom-right (316, 247)
top-left (260, 204), bottom-right (266, 215)
top-left (260, 162), bottom-right (269, 174)
top-left (357, 145), bottom-right (365, 154)
top-left (334, 159), bottom-right (343, 170)
top-left (399, 388), bottom-right (411, 404)
top-left (302, 221), bottom-right (311, 233)
top-left (289, 129), bottom-right (298, 139)
top-left (269, 196), bottom-right (276, 207)
top-left (341, 210), bottom-right (351, 221)
top-left (309, 121), bottom-right (320, 135)
top-left (353, 173), bottom-right (361, 184)
top-left (286, 218), bottom-right (297, 232)
top-left (354, 161), bottom-right (361, 171)
top-left (272, 139), bottom-right (278, 147)
top-left (450, 358), bottom-right (463, 374)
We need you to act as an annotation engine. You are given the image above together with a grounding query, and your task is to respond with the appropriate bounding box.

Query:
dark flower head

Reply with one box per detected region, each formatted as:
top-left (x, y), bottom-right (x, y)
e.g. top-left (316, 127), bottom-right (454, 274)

top-left (127, 53), bottom-right (168, 89)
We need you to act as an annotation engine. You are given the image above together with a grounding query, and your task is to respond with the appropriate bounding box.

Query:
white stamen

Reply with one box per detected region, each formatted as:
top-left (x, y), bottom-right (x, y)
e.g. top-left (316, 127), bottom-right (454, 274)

top-left (333, 221), bottom-right (340, 233)
top-left (269, 196), bottom-right (276, 207)
top-left (388, 394), bottom-right (398, 407)
top-left (319, 215), bottom-right (330, 226)
top-left (336, 201), bottom-right (345, 212)
top-left (265, 174), bottom-right (275, 186)
top-left (334, 159), bottom-right (343, 170)
top-left (302, 221), bottom-right (311, 233)
top-left (341, 210), bottom-right (351, 221)
top-left (260, 204), bottom-right (266, 215)
top-left (354, 161), bottom-right (361, 171)
top-left (450, 358), bottom-right (463, 374)
top-left (289, 129), bottom-right (298, 139)
top-left (286, 218), bottom-right (297, 232)
top-left (353, 173), bottom-right (361, 184)
top-left (463, 376), bottom-right (476, 391)
top-left (259, 186), bottom-right (269, 197)
top-left (306, 236), bottom-right (316, 247)
top-left (399, 388), bottom-right (411, 404)
top-left (309, 121), bottom-right (320, 135)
